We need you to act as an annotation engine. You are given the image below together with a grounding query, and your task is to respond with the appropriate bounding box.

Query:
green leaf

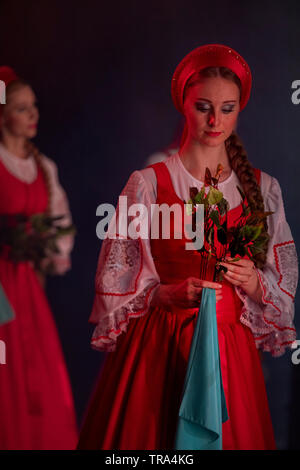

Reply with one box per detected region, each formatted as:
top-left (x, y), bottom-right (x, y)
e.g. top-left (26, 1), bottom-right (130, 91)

top-left (194, 186), bottom-right (205, 204)
top-left (252, 226), bottom-right (262, 240)
top-left (207, 187), bottom-right (223, 205)
top-left (217, 198), bottom-right (230, 216)
top-left (243, 206), bottom-right (251, 217)
top-left (185, 202), bottom-right (193, 216)
top-left (0, 213), bottom-right (76, 274)
top-left (203, 196), bottom-right (209, 209)
top-left (241, 225), bottom-right (262, 241)
top-left (209, 210), bottom-right (221, 228)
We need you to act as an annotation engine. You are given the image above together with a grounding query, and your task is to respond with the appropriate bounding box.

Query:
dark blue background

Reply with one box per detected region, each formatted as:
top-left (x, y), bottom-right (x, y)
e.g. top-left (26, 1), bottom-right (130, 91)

top-left (0, 0), bottom-right (299, 449)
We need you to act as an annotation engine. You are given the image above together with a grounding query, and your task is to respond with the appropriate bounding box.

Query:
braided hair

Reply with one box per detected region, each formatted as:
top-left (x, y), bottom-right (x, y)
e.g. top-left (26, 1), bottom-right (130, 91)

top-left (225, 130), bottom-right (269, 268)
top-left (25, 140), bottom-right (52, 214)
top-left (183, 67), bottom-right (269, 268)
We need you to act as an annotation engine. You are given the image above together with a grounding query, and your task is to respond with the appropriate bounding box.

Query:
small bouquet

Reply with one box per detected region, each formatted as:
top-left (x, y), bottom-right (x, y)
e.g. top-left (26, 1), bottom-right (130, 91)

top-left (186, 164), bottom-right (272, 281)
top-left (0, 213), bottom-right (76, 274)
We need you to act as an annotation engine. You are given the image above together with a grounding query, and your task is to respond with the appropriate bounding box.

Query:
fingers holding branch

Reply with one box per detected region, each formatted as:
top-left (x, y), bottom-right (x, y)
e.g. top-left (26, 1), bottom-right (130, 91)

top-left (219, 258), bottom-right (256, 287)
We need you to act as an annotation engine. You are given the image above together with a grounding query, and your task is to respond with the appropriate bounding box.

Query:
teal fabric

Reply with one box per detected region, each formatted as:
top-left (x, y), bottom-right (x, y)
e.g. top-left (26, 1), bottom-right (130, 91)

top-left (0, 283), bottom-right (15, 326)
top-left (175, 287), bottom-right (228, 450)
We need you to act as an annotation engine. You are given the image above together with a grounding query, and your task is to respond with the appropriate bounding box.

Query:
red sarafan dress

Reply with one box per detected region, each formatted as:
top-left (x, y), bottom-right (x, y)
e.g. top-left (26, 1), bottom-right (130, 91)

top-left (0, 145), bottom-right (78, 450)
top-left (78, 154), bottom-right (297, 450)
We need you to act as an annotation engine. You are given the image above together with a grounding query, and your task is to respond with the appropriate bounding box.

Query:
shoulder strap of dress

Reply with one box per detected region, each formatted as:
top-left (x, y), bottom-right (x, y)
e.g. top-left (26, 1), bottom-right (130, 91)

top-left (147, 161), bottom-right (177, 201)
top-left (148, 163), bottom-right (261, 199)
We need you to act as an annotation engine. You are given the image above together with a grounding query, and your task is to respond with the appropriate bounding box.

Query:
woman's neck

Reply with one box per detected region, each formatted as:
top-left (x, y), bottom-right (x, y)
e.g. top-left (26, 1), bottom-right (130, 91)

top-left (0, 134), bottom-right (28, 159)
top-left (179, 139), bottom-right (231, 181)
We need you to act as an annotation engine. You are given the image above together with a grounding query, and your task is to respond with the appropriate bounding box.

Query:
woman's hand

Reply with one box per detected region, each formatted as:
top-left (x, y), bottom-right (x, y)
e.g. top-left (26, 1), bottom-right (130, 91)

top-left (151, 277), bottom-right (223, 310)
top-left (219, 257), bottom-right (263, 304)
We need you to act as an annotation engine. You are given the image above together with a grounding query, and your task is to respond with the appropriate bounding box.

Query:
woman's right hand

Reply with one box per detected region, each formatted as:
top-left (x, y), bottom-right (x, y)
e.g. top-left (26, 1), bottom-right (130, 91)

top-left (151, 277), bottom-right (223, 309)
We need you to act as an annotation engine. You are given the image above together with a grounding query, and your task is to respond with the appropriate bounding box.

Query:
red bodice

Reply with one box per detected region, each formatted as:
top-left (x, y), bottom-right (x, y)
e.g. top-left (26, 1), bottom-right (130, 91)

top-left (0, 155), bottom-right (78, 449)
top-left (0, 159), bottom-right (48, 216)
top-left (149, 162), bottom-right (260, 324)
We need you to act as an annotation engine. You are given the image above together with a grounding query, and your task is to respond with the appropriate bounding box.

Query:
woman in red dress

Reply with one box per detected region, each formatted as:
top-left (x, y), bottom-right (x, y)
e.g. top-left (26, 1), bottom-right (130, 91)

top-left (78, 44), bottom-right (298, 450)
top-left (0, 67), bottom-right (78, 449)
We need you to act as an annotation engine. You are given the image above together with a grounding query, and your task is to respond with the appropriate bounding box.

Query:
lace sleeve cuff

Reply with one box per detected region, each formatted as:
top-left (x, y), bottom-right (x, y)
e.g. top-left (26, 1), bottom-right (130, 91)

top-left (90, 282), bottom-right (159, 351)
top-left (236, 265), bottom-right (297, 357)
top-left (237, 173), bottom-right (298, 356)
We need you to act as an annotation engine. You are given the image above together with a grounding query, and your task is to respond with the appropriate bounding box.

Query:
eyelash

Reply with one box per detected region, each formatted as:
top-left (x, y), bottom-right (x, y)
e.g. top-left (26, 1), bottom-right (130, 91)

top-left (17, 103), bottom-right (38, 112)
top-left (195, 105), bottom-right (234, 114)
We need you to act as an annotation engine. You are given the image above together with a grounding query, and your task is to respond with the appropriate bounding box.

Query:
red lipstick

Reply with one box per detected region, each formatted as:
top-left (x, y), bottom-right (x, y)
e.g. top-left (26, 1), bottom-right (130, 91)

top-left (205, 131), bottom-right (222, 137)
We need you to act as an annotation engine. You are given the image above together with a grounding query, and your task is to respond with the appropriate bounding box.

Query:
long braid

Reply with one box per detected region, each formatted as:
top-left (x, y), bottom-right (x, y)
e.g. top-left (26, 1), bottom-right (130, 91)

top-left (225, 131), bottom-right (269, 268)
top-left (25, 140), bottom-right (52, 214)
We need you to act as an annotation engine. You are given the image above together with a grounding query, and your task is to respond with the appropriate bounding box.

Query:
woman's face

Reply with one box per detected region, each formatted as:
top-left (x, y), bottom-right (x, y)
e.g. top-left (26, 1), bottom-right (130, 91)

top-left (183, 76), bottom-right (240, 147)
top-left (1, 85), bottom-right (39, 139)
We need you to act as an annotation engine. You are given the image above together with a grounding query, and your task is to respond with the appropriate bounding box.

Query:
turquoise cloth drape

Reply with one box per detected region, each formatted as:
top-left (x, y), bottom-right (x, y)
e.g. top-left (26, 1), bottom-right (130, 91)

top-left (175, 287), bottom-right (228, 450)
top-left (0, 282), bottom-right (15, 326)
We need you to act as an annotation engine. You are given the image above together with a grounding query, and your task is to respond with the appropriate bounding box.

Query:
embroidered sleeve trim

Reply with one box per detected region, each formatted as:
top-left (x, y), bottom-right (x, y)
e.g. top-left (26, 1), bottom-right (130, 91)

top-left (90, 282), bottom-right (159, 351)
top-left (237, 267), bottom-right (296, 357)
top-left (257, 269), bottom-right (296, 333)
top-left (95, 237), bottom-right (143, 296)
top-left (273, 241), bottom-right (298, 300)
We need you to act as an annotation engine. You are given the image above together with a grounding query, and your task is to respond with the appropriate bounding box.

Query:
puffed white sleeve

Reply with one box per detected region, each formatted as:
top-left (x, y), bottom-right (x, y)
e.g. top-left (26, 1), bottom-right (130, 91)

top-left (42, 155), bottom-right (74, 275)
top-left (89, 169), bottom-right (160, 352)
top-left (236, 173), bottom-right (298, 356)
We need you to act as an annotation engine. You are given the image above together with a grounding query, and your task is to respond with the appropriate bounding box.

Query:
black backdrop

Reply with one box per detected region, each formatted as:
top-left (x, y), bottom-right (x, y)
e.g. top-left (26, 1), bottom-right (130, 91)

top-left (0, 0), bottom-right (299, 449)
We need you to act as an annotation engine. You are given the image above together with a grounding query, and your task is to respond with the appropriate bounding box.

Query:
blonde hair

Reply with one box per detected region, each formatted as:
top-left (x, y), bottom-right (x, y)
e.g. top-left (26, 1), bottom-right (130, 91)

top-left (1, 79), bottom-right (52, 214)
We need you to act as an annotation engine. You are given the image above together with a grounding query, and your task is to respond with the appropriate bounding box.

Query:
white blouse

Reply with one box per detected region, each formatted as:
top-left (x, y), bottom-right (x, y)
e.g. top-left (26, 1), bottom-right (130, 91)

top-left (0, 142), bottom-right (74, 275)
top-left (91, 153), bottom-right (298, 356)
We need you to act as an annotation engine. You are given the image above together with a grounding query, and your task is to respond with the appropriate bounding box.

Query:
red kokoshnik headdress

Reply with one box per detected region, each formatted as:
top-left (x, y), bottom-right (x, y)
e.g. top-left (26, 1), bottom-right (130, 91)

top-left (0, 66), bottom-right (19, 87)
top-left (171, 44), bottom-right (252, 113)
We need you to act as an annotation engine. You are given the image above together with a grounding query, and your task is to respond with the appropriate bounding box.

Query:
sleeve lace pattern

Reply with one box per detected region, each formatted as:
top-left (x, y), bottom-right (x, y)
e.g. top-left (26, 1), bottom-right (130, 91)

top-left (90, 170), bottom-right (160, 351)
top-left (95, 238), bottom-right (143, 296)
top-left (236, 175), bottom-right (298, 356)
top-left (42, 156), bottom-right (74, 275)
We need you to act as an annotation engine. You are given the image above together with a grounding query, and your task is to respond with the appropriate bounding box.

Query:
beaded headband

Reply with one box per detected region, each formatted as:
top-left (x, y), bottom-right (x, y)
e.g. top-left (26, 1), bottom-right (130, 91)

top-left (171, 44), bottom-right (252, 113)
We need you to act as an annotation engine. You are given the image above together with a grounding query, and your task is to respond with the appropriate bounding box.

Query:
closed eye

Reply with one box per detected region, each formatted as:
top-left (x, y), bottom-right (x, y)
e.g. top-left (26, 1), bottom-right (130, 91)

top-left (222, 106), bottom-right (235, 113)
top-left (195, 103), bottom-right (235, 113)
top-left (195, 104), bottom-right (210, 113)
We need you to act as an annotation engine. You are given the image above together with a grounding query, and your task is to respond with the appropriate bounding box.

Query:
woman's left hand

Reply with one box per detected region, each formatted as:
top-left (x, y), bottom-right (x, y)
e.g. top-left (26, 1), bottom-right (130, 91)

top-left (219, 257), bottom-right (263, 304)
